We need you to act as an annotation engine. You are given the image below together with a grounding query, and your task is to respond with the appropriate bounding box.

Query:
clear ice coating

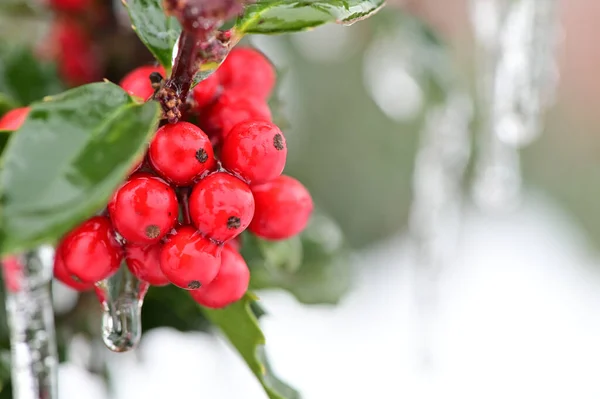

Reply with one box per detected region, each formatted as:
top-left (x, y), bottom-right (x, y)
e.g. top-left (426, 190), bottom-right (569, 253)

top-left (1, 247), bottom-right (58, 399)
top-left (469, 0), bottom-right (561, 210)
top-left (95, 263), bottom-right (149, 353)
top-left (409, 93), bottom-right (473, 369)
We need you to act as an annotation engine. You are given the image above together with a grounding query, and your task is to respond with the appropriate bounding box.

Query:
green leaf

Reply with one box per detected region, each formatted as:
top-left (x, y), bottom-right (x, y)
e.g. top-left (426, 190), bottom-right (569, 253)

top-left (243, 211), bottom-right (352, 304)
top-left (0, 132), bottom-right (11, 157)
top-left (123, 0), bottom-right (181, 71)
top-left (0, 44), bottom-right (63, 106)
top-left (202, 293), bottom-right (300, 399)
top-left (0, 82), bottom-right (160, 255)
top-left (235, 0), bottom-right (385, 34)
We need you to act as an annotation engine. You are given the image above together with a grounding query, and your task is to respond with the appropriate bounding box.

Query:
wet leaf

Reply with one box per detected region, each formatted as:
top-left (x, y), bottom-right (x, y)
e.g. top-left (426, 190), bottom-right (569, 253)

top-left (202, 293), bottom-right (300, 399)
top-left (0, 82), bottom-right (160, 255)
top-left (235, 0), bottom-right (385, 34)
top-left (124, 0), bottom-right (181, 71)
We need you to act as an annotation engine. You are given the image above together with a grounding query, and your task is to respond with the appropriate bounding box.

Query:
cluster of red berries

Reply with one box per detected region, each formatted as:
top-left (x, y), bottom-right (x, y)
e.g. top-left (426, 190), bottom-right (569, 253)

top-left (51, 47), bottom-right (314, 309)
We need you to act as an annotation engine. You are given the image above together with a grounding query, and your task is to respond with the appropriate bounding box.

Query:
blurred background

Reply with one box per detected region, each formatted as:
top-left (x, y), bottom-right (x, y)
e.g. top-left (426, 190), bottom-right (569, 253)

top-left (4, 0), bottom-right (600, 398)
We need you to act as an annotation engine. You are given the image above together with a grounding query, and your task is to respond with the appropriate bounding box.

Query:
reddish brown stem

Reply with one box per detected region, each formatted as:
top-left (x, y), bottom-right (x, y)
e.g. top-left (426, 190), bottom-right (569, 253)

top-left (177, 187), bottom-right (192, 225)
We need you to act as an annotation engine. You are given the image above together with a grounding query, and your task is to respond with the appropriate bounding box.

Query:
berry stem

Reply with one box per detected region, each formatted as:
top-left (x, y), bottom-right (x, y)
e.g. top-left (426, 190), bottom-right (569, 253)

top-left (177, 187), bottom-right (192, 225)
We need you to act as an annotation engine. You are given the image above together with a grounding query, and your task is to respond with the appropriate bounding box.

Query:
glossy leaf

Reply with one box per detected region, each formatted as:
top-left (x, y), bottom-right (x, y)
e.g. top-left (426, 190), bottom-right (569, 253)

top-left (202, 293), bottom-right (300, 399)
top-left (243, 212), bottom-right (351, 304)
top-left (0, 82), bottom-right (160, 255)
top-left (124, 0), bottom-right (181, 71)
top-left (235, 0), bottom-right (385, 34)
top-left (0, 45), bottom-right (62, 106)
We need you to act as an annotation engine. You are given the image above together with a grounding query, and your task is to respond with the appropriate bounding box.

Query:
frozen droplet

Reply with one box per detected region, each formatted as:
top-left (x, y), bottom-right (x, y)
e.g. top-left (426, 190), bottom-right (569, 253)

top-left (2, 247), bottom-right (58, 399)
top-left (95, 264), bottom-right (149, 353)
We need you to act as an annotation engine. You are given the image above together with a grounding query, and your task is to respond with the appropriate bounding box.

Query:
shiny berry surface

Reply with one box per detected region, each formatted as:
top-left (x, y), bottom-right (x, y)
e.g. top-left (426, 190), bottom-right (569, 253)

top-left (53, 249), bottom-right (94, 291)
top-left (192, 72), bottom-right (220, 109)
top-left (203, 91), bottom-right (272, 139)
top-left (219, 48), bottom-right (275, 100)
top-left (249, 175), bottom-right (314, 240)
top-left (148, 121), bottom-right (216, 186)
top-left (189, 244), bottom-right (249, 309)
top-left (221, 120), bottom-right (287, 184)
top-left (125, 243), bottom-right (170, 286)
top-left (120, 65), bottom-right (164, 100)
top-left (108, 175), bottom-right (178, 244)
top-left (159, 226), bottom-right (221, 289)
top-left (189, 172), bottom-right (255, 242)
top-left (57, 216), bottom-right (123, 283)
top-left (0, 107), bottom-right (29, 131)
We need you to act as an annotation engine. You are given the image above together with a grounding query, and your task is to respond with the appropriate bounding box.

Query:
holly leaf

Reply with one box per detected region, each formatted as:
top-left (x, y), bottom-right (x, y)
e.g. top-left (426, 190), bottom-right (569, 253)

top-left (235, 0), bottom-right (385, 34)
top-left (202, 293), bottom-right (300, 399)
top-left (0, 44), bottom-right (63, 106)
top-left (242, 213), bottom-right (352, 304)
top-left (242, 211), bottom-right (351, 304)
top-left (124, 0), bottom-right (181, 71)
top-left (0, 82), bottom-right (160, 255)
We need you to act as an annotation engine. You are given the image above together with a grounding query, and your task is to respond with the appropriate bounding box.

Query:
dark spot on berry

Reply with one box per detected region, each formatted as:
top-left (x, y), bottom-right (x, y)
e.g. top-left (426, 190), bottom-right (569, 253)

top-left (273, 134), bottom-right (285, 151)
top-left (227, 216), bottom-right (241, 229)
top-left (70, 274), bottom-right (82, 283)
top-left (149, 72), bottom-right (163, 85)
top-left (145, 225), bottom-right (160, 239)
top-left (196, 148), bottom-right (208, 163)
top-left (188, 280), bottom-right (201, 289)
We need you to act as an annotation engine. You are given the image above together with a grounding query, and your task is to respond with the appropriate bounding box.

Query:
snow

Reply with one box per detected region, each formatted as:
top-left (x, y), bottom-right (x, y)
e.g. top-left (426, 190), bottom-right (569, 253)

top-left (58, 193), bottom-right (600, 399)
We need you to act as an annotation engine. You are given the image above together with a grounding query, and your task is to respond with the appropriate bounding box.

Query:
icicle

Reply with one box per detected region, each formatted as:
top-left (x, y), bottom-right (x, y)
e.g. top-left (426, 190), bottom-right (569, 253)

top-left (1, 247), bottom-right (58, 399)
top-left (95, 263), bottom-right (149, 353)
top-left (469, 0), bottom-right (560, 210)
top-left (408, 93), bottom-right (473, 368)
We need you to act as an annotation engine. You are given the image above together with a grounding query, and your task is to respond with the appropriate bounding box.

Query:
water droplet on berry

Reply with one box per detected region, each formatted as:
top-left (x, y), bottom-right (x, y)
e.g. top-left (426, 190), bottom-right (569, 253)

top-left (95, 263), bottom-right (149, 352)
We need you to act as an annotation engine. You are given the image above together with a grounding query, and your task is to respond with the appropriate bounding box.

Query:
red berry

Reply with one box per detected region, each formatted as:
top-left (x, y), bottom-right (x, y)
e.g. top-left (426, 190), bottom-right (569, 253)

top-left (221, 120), bottom-right (287, 184)
top-left (53, 20), bottom-right (101, 86)
top-left (249, 176), bottom-right (313, 240)
top-left (159, 226), bottom-right (221, 289)
top-left (219, 48), bottom-right (275, 100)
top-left (148, 121), bottom-right (216, 186)
top-left (192, 72), bottom-right (220, 109)
top-left (189, 244), bottom-right (249, 309)
top-left (53, 249), bottom-right (94, 291)
top-left (120, 65), bottom-right (164, 100)
top-left (189, 172), bottom-right (255, 242)
top-left (108, 175), bottom-right (178, 244)
top-left (203, 91), bottom-right (272, 139)
top-left (57, 216), bottom-right (123, 283)
top-left (125, 243), bottom-right (170, 286)
top-left (0, 107), bottom-right (29, 131)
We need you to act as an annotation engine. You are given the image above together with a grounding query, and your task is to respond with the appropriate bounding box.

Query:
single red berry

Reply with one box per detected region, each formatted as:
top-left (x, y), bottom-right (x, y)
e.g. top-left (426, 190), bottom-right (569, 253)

top-left (189, 244), bottom-right (249, 309)
top-left (219, 48), bottom-right (275, 100)
top-left (189, 172), bottom-right (255, 242)
top-left (221, 120), bottom-right (287, 185)
top-left (159, 226), bottom-right (221, 289)
top-left (0, 107), bottom-right (29, 131)
top-left (125, 243), bottom-right (170, 286)
top-left (53, 249), bottom-right (94, 291)
top-left (202, 90), bottom-right (272, 140)
top-left (120, 65), bottom-right (165, 100)
top-left (148, 121), bottom-right (216, 186)
top-left (108, 175), bottom-right (179, 244)
top-left (249, 176), bottom-right (314, 240)
top-left (57, 216), bottom-right (123, 284)
top-left (192, 72), bottom-right (220, 109)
